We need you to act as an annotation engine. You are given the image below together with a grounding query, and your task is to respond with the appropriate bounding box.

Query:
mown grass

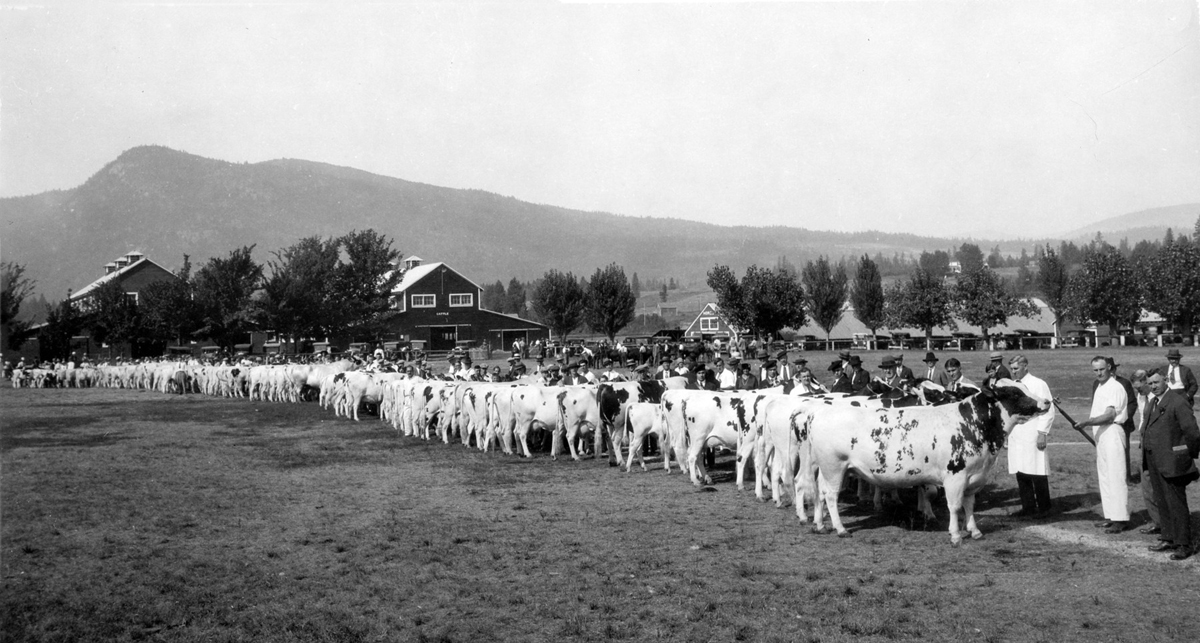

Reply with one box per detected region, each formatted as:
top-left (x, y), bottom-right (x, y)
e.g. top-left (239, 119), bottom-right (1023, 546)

top-left (3, 348), bottom-right (1199, 642)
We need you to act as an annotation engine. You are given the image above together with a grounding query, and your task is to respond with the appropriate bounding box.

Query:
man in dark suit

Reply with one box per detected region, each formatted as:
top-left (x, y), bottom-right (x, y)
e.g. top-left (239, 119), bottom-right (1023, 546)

top-left (1162, 348), bottom-right (1198, 408)
top-left (894, 354), bottom-right (915, 386)
top-left (988, 352), bottom-right (1011, 381)
top-left (846, 355), bottom-right (871, 391)
top-left (829, 360), bottom-right (852, 393)
top-left (921, 351), bottom-right (950, 386)
top-left (1142, 369), bottom-right (1200, 560)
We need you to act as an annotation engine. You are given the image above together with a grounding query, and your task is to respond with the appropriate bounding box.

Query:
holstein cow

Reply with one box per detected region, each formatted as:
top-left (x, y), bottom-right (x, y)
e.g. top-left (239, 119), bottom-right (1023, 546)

top-left (622, 402), bottom-right (669, 472)
top-left (805, 377), bottom-right (1049, 545)
top-left (597, 377), bottom-right (689, 467)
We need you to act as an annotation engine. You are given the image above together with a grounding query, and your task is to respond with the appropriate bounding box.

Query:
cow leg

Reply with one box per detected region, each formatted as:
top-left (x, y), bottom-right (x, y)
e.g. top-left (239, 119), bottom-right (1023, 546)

top-left (963, 490), bottom-right (983, 541)
top-left (944, 477), bottom-right (967, 545)
top-left (814, 468), bottom-right (850, 537)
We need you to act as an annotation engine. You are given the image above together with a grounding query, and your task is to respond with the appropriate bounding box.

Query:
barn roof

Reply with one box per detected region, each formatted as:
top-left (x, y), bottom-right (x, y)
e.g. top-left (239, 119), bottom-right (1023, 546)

top-left (390, 261), bottom-right (483, 295)
top-left (69, 257), bottom-right (174, 301)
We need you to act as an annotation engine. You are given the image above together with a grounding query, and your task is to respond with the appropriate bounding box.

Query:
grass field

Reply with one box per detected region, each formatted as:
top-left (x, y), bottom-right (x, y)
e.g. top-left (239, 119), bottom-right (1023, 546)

top-left (3, 346), bottom-right (1199, 642)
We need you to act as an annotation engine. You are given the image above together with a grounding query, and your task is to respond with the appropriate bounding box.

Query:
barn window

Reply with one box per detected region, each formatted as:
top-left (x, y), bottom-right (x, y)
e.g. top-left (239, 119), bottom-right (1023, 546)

top-left (699, 317), bottom-right (719, 332)
top-left (449, 293), bottom-right (473, 307)
top-left (411, 294), bottom-right (436, 308)
top-left (390, 295), bottom-right (406, 311)
top-left (125, 292), bottom-right (139, 306)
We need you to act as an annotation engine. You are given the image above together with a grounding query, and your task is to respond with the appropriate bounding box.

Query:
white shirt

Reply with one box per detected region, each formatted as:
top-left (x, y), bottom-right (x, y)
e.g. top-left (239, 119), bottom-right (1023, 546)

top-left (1091, 378), bottom-right (1128, 427)
top-left (1167, 365), bottom-right (1185, 391)
top-left (718, 369), bottom-right (738, 390)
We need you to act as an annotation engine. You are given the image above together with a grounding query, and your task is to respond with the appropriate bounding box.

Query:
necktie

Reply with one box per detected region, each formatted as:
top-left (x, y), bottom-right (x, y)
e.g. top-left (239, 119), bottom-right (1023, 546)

top-left (1144, 396), bottom-right (1158, 431)
top-left (928, 368), bottom-right (934, 379)
top-left (1169, 367), bottom-right (1177, 385)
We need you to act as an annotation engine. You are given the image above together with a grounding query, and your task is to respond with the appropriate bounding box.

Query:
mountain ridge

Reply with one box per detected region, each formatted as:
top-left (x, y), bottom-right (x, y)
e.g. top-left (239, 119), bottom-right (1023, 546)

top-left (1, 145), bottom-right (1191, 300)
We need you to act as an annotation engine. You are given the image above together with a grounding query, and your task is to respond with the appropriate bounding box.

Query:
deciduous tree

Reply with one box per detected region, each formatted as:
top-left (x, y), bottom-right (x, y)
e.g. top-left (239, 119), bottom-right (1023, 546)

top-left (850, 255), bottom-right (886, 350)
top-left (39, 298), bottom-right (84, 359)
top-left (140, 255), bottom-right (198, 346)
top-left (1138, 241), bottom-right (1200, 335)
top-left (1036, 245), bottom-right (1071, 346)
top-left (707, 264), bottom-right (805, 341)
top-left (585, 263), bottom-right (637, 342)
top-left (801, 257), bottom-right (847, 350)
top-left (531, 270), bottom-right (586, 343)
top-left (957, 243), bottom-right (986, 273)
top-left (919, 250), bottom-right (952, 279)
top-left (953, 267), bottom-right (1037, 349)
top-left (192, 246), bottom-right (264, 352)
top-left (1, 261), bottom-right (36, 350)
top-left (335, 230), bottom-right (402, 340)
top-left (885, 268), bottom-right (956, 349)
top-left (85, 279), bottom-right (144, 348)
top-left (1065, 244), bottom-right (1141, 338)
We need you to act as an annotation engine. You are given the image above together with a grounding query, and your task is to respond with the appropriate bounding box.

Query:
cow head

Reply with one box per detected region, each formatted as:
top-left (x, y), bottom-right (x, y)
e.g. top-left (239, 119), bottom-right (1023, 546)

top-left (973, 377), bottom-right (1051, 447)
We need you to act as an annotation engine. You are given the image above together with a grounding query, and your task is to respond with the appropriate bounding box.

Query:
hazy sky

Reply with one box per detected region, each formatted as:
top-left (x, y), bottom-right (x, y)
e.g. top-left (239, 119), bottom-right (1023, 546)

top-left (3, 1), bottom-right (1198, 238)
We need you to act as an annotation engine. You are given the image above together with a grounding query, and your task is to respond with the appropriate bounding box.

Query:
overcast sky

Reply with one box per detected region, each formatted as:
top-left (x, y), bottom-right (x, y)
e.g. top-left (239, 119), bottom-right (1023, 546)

top-left (3, 1), bottom-right (1198, 238)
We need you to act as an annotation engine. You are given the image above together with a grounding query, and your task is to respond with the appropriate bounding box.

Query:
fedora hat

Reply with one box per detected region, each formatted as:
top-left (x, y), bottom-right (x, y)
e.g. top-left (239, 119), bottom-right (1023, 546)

top-left (988, 352), bottom-right (1003, 361)
top-left (1167, 348), bottom-right (1183, 359)
top-left (923, 351), bottom-right (938, 363)
top-left (827, 360), bottom-right (843, 372)
top-left (847, 355), bottom-right (862, 366)
top-left (879, 356), bottom-right (896, 369)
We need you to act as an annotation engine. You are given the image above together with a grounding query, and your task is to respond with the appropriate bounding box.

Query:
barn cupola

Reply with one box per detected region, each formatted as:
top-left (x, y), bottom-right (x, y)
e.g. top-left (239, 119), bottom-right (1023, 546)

top-left (125, 251), bottom-right (145, 265)
top-left (403, 256), bottom-right (423, 270)
top-left (104, 262), bottom-right (118, 274)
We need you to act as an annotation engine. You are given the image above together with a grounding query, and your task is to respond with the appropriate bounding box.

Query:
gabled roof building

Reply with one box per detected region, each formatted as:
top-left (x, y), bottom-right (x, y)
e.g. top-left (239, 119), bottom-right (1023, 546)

top-left (388, 258), bottom-right (548, 352)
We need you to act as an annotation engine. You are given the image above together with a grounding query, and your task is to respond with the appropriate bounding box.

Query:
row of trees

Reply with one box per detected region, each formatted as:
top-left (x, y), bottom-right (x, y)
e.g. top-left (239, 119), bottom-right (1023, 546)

top-left (6, 219), bottom-right (1197, 357)
top-left (8, 230), bottom-right (404, 356)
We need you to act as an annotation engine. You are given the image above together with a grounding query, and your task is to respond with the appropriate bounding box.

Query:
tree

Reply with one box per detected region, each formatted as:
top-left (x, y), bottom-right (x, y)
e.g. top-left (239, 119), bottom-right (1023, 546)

top-left (335, 230), bottom-right (402, 340)
top-left (585, 263), bottom-right (637, 342)
top-left (254, 237), bottom-right (340, 346)
top-left (531, 270), bottom-right (586, 342)
top-left (1194, 213), bottom-right (1200, 241)
top-left (482, 280), bottom-right (507, 313)
top-left (1065, 244), bottom-right (1141, 339)
top-left (919, 250), bottom-right (952, 279)
top-left (140, 256), bottom-right (198, 346)
top-left (85, 279), bottom-right (144, 348)
top-left (659, 283), bottom-right (669, 303)
top-left (630, 272), bottom-right (641, 299)
top-left (957, 243), bottom-right (986, 273)
top-left (1138, 241), bottom-right (1200, 335)
top-left (506, 278), bottom-right (527, 318)
top-left (953, 267), bottom-right (1037, 349)
top-left (1036, 245), bottom-right (1071, 347)
top-left (1, 261), bottom-right (36, 350)
top-left (801, 256), bottom-right (848, 349)
top-left (192, 246), bottom-right (264, 352)
top-left (668, 277), bottom-right (678, 290)
top-left (39, 297), bottom-right (84, 359)
top-left (850, 255), bottom-right (886, 350)
top-left (707, 264), bottom-right (805, 341)
top-left (885, 268), bottom-right (956, 349)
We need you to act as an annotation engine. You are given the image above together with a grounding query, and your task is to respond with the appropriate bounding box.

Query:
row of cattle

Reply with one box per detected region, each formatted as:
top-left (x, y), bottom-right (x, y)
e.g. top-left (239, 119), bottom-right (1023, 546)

top-left (14, 360), bottom-right (1050, 545)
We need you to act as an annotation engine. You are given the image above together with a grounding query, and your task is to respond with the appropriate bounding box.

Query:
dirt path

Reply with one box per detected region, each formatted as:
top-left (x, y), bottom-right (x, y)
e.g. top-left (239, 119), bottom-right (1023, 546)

top-left (1023, 523), bottom-right (1200, 568)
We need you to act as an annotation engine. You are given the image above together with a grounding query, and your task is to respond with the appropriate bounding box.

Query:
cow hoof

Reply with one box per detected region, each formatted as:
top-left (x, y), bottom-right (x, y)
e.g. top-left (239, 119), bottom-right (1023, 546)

top-left (836, 531), bottom-right (852, 539)
top-left (811, 526), bottom-right (828, 535)
top-left (970, 530), bottom-right (984, 540)
top-left (609, 461), bottom-right (619, 468)
top-left (703, 476), bottom-right (713, 485)
top-left (951, 536), bottom-right (963, 547)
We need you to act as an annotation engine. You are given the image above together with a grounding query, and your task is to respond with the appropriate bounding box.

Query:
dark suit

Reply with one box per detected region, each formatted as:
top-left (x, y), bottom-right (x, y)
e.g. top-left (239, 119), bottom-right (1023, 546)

top-left (1162, 363), bottom-right (1198, 407)
top-left (830, 373), bottom-right (853, 394)
top-left (921, 364), bottom-right (950, 387)
top-left (991, 363), bottom-right (1012, 381)
top-left (896, 365), bottom-right (915, 385)
top-left (736, 372), bottom-right (759, 391)
top-left (847, 367), bottom-right (871, 391)
top-left (1142, 389), bottom-right (1200, 549)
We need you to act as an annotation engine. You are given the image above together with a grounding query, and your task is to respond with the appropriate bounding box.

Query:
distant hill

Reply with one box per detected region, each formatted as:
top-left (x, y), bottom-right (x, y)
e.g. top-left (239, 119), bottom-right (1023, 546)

top-left (1060, 203), bottom-right (1200, 245)
top-left (0, 145), bottom-right (1162, 300)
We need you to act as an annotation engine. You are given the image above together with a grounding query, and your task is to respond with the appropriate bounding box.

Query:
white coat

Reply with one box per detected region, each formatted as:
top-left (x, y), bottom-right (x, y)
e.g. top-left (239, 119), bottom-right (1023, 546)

top-left (1007, 373), bottom-right (1054, 476)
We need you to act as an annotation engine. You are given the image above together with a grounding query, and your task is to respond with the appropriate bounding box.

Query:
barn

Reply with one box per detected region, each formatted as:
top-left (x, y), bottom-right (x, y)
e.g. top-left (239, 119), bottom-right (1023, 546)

top-left (67, 251), bottom-right (182, 359)
top-left (683, 303), bottom-right (740, 339)
top-left (389, 258), bottom-right (548, 354)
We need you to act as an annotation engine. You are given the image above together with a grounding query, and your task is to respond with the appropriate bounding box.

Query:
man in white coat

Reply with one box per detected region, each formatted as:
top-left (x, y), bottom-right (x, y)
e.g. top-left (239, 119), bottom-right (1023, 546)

top-left (1074, 356), bottom-right (1131, 533)
top-left (1008, 355), bottom-right (1055, 516)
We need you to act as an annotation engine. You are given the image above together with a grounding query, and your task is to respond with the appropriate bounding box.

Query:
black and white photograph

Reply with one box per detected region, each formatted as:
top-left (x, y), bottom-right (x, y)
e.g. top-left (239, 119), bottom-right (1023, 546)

top-left (3, 2), bottom-right (1200, 641)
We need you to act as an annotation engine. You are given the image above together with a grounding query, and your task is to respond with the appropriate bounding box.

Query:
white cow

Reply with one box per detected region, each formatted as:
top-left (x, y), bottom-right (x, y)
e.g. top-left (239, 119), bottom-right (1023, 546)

top-left (806, 378), bottom-right (1049, 545)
